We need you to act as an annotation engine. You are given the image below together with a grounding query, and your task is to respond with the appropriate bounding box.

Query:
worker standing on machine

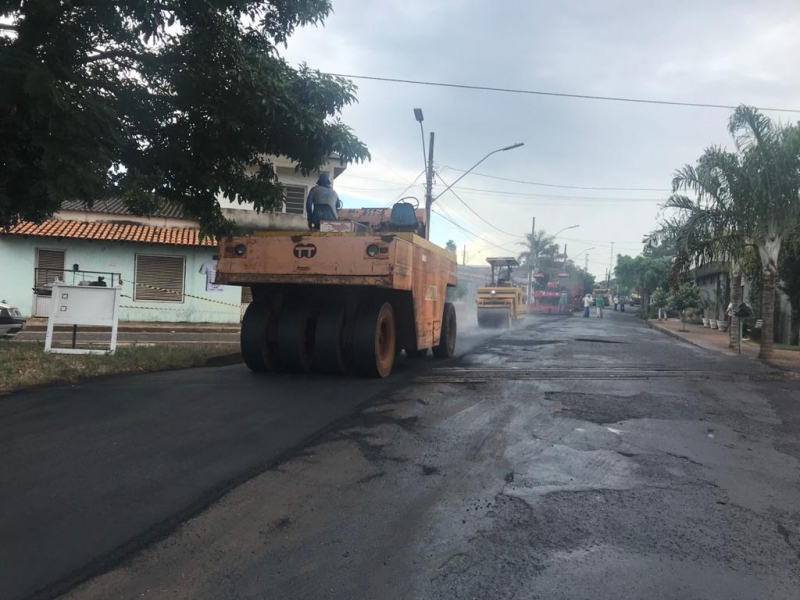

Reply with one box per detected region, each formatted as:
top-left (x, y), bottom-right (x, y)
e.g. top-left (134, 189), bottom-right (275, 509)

top-left (306, 173), bottom-right (341, 230)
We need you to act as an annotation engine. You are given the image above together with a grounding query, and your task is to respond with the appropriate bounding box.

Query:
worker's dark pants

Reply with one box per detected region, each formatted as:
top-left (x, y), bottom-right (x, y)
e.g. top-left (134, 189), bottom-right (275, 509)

top-left (583, 307), bottom-right (590, 318)
top-left (309, 205), bottom-right (336, 229)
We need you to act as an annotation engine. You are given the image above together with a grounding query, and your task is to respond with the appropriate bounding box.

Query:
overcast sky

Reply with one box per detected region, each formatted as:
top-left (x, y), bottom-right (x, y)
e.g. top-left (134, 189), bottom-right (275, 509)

top-left (281, 0), bottom-right (800, 277)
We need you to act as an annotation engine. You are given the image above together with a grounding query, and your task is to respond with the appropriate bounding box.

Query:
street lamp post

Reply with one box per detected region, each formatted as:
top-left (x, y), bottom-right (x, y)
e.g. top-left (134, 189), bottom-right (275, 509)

top-left (414, 109), bottom-right (435, 239)
top-left (571, 247), bottom-right (595, 261)
top-left (411, 108), bottom-right (524, 240)
top-left (426, 142), bottom-right (523, 240)
top-left (432, 143), bottom-right (524, 203)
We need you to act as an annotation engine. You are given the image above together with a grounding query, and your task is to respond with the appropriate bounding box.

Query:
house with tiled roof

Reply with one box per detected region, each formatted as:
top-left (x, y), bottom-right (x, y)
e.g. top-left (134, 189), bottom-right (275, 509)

top-left (0, 156), bottom-right (345, 323)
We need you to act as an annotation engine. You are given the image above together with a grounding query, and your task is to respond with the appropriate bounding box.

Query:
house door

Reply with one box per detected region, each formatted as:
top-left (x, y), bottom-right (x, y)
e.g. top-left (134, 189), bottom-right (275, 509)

top-left (34, 249), bottom-right (66, 317)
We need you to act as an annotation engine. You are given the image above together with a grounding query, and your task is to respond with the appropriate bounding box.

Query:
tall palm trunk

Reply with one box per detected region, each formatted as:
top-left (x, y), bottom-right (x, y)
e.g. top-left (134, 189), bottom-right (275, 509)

top-left (759, 272), bottom-right (776, 359)
top-left (729, 272), bottom-right (741, 349)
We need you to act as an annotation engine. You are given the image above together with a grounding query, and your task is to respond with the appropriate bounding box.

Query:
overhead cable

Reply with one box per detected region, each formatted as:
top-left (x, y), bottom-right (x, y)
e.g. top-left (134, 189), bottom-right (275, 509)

top-left (326, 73), bottom-right (800, 114)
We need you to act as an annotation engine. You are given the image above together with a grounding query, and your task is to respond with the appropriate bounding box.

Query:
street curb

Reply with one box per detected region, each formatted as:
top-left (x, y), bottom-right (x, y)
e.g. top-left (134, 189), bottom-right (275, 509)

top-left (646, 320), bottom-right (707, 349)
top-left (646, 320), bottom-right (798, 375)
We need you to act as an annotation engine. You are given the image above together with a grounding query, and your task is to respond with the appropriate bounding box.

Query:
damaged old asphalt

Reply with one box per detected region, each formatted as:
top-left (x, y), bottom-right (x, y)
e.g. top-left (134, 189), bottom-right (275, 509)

top-left (2, 309), bottom-right (799, 599)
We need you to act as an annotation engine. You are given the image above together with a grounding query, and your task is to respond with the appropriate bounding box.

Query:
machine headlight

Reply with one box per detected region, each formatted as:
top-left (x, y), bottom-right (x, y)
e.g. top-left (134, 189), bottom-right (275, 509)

top-left (490, 289), bottom-right (497, 295)
top-left (366, 244), bottom-right (380, 257)
top-left (234, 244), bottom-right (247, 256)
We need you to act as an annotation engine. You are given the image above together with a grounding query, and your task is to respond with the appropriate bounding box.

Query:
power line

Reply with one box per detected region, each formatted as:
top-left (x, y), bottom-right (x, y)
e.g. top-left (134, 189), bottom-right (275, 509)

top-left (432, 207), bottom-right (519, 254)
top-left (440, 167), bottom-right (671, 192)
top-left (343, 169), bottom-right (669, 194)
top-left (326, 73), bottom-right (800, 114)
top-left (435, 173), bottom-right (525, 239)
top-left (383, 169), bottom-right (426, 207)
top-left (452, 186), bottom-right (663, 202)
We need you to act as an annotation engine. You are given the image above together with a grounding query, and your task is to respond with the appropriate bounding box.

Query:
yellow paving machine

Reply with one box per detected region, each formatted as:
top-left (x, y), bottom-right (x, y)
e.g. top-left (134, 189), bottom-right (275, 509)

top-left (476, 257), bottom-right (528, 328)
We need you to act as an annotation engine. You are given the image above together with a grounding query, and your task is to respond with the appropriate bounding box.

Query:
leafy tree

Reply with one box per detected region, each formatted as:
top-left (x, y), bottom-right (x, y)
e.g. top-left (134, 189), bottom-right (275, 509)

top-left (614, 254), bottom-right (671, 310)
top-left (650, 287), bottom-right (668, 309)
top-left (0, 0), bottom-right (369, 234)
top-left (445, 240), bottom-right (457, 254)
top-left (667, 283), bottom-right (703, 332)
top-left (661, 106), bottom-right (800, 358)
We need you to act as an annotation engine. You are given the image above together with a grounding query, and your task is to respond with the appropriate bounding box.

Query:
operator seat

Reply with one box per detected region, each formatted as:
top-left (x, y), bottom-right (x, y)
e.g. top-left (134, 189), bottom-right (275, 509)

top-left (388, 202), bottom-right (418, 232)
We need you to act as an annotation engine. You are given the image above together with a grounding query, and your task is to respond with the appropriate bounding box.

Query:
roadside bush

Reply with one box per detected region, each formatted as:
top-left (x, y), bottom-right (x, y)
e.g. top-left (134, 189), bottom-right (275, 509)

top-left (638, 308), bottom-right (657, 321)
top-left (667, 283), bottom-right (703, 331)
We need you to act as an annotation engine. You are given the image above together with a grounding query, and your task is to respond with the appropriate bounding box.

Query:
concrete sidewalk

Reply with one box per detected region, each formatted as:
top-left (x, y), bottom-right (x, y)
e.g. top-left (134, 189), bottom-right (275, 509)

top-left (648, 318), bottom-right (800, 375)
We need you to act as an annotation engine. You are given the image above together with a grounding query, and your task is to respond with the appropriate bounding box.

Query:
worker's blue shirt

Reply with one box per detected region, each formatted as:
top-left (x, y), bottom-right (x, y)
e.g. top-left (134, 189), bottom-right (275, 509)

top-left (306, 185), bottom-right (339, 217)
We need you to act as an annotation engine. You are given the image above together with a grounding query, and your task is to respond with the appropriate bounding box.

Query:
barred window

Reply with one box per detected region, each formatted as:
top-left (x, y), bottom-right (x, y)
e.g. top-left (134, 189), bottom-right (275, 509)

top-left (134, 254), bottom-right (185, 302)
top-left (285, 186), bottom-right (307, 215)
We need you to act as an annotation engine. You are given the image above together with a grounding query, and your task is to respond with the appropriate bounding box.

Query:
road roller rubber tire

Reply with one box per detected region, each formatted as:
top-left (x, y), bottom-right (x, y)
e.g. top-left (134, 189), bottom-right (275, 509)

top-left (353, 301), bottom-right (396, 378)
top-left (240, 301), bottom-right (276, 372)
top-left (314, 304), bottom-right (349, 375)
top-left (433, 302), bottom-right (457, 359)
top-left (278, 303), bottom-right (315, 373)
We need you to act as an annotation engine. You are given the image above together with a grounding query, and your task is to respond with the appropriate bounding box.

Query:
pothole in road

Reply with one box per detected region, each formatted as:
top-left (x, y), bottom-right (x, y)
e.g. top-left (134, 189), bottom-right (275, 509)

top-left (574, 338), bottom-right (626, 344)
top-left (546, 391), bottom-right (703, 423)
top-left (489, 339), bottom-right (562, 347)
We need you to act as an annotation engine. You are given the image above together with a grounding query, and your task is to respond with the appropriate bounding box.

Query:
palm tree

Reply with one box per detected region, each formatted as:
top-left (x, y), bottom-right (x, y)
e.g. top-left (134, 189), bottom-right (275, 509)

top-left (664, 106), bottom-right (800, 358)
top-left (518, 229), bottom-right (558, 270)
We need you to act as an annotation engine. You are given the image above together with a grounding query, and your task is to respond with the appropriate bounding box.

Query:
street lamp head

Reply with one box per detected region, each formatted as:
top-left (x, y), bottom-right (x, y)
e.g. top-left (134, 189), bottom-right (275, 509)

top-left (501, 142), bottom-right (524, 151)
top-left (414, 108), bottom-right (424, 123)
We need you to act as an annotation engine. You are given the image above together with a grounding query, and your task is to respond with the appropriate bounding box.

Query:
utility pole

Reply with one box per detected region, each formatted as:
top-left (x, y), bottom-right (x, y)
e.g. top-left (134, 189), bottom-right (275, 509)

top-left (462, 245), bottom-right (466, 266)
top-left (585, 253), bottom-right (589, 272)
top-left (608, 242), bottom-right (614, 287)
top-left (527, 216), bottom-right (535, 297)
top-left (424, 131), bottom-right (435, 240)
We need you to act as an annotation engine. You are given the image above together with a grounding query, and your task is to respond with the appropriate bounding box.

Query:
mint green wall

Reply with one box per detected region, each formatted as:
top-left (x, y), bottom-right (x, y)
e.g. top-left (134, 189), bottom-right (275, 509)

top-left (0, 237), bottom-right (242, 323)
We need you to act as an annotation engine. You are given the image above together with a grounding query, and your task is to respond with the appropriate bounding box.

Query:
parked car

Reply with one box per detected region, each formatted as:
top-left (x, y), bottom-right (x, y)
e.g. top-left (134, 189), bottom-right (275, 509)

top-left (0, 300), bottom-right (26, 336)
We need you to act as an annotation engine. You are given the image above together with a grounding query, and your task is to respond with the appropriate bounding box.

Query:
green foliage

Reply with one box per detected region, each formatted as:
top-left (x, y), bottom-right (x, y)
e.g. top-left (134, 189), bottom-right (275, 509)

top-left (614, 255), bottom-right (671, 302)
top-left (445, 240), bottom-right (457, 254)
top-left (518, 229), bottom-right (558, 269)
top-left (0, 1), bottom-right (370, 234)
top-left (517, 228), bottom-right (593, 293)
top-left (650, 287), bottom-right (668, 309)
top-left (667, 283), bottom-right (703, 316)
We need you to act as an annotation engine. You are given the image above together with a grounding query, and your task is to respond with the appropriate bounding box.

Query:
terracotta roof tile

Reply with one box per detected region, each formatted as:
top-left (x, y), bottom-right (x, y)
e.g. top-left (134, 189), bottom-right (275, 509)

top-left (3, 220), bottom-right (216, 247)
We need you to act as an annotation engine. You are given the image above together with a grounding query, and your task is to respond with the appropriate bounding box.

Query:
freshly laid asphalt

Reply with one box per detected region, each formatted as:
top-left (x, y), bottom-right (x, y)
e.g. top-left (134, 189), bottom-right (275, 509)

top-left (0, 312), bottom-right (496, 600)
top-left (3, 309), bottom-right (800, 599)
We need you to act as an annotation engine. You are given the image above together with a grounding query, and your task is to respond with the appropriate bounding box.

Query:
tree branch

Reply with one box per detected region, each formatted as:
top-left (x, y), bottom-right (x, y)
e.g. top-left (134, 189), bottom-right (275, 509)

top-left (81, 49), bottom-right (145, 64)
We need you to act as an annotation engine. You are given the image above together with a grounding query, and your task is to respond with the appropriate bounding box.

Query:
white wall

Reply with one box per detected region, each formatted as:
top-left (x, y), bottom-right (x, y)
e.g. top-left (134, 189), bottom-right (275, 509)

top-left (216, 155), bottom-right (344, 213)
top-left (0, 237), bottom-right (242, 323)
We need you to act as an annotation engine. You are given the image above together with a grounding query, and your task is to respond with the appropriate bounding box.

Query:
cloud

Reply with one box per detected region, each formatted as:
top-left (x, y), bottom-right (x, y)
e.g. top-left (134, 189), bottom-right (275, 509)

top-left (280, 0), bottom-right (800, 273)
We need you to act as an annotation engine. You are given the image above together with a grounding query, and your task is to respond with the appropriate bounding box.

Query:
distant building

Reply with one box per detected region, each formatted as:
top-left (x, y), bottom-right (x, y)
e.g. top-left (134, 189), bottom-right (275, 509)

top-left (692, 262), bottom-right (792, 343)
